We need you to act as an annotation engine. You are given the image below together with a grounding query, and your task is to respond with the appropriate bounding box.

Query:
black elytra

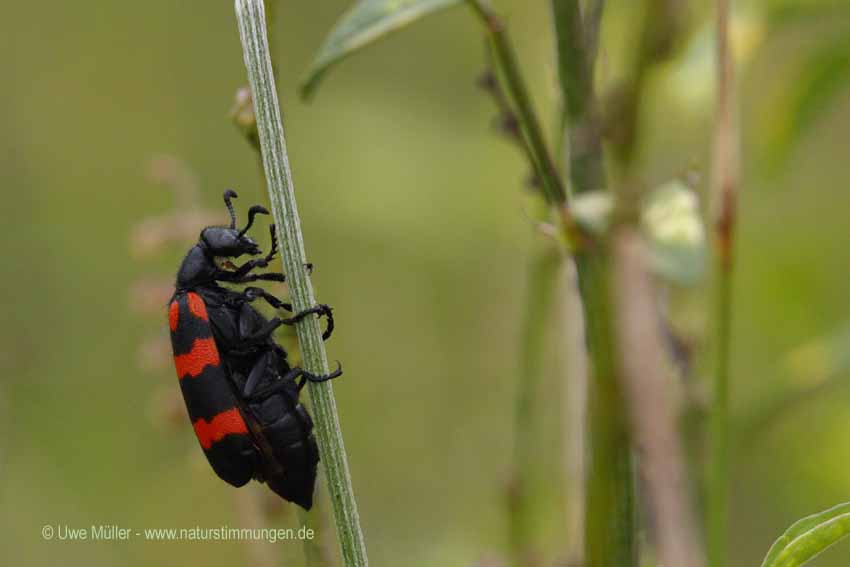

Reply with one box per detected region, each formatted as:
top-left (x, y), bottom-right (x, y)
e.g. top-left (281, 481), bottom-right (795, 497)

top-left (167, 189), bottom-right (341, 509)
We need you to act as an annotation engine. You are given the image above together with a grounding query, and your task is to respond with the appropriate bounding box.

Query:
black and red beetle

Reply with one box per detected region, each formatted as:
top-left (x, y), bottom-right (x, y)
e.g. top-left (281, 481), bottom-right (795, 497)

top-left (168, 190), bottom-right (340, 509)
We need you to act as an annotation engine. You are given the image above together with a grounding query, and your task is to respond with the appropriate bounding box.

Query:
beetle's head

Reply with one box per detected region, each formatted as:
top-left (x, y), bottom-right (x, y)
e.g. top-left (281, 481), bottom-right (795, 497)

top-left (201, 226), bottom-right (260, 258)
top-left (201, 189), bottom-right (269, 260)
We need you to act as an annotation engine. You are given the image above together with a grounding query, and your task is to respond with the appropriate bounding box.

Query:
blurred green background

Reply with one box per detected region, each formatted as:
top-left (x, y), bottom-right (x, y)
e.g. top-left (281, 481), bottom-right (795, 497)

top-left (2, 1), bottom-right (849, 566)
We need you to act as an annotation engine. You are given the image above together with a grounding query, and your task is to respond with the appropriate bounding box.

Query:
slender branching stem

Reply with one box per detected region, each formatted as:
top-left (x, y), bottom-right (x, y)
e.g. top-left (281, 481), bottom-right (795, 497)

top-left (469, 5), bottom-right (622, 565)
top-left (467, 0), bottom-right (568, 208)
top-left (708, 267), bottom-right (733, 567)
top-left (550, 2), bottom-right (635, 566)
top-left (707, 3), bottom-right (739, 564)
top-left (476, 62), bottom-right (544, 192)
top-left (234, 2), bottom-right (368, 566)
top-left (573, 249), bottom-right (635, 567)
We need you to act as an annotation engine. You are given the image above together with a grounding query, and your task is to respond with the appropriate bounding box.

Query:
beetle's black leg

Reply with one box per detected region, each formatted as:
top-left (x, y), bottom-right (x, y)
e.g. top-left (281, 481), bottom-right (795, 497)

top-left (241, 286), bottom-right (292, 312)
top-left (216, 259), bottom-right (271, 282)
top-left (245, 363), bottom-right (343, 401)
top-left (242, 350), bottom-right (275, 398)
top-left (236, 291), bottom-right (333, 340)
top-left (240, 293), bottom-right (334, 340)
top-left (242, 317), bottom-right (286, 343)
top-left (280, 304), bottom-right (335, 341)
top-left (245, 367), bottom-right (305, 401)
top-left (230, 272), bottom-right (287, 284)
top-left (228, 263), bottom-right (312, 285)
top-left (229, 254), bottom-right (272, 278)
top-left (244, 226), bottom-right (312, 273)
top-left (261, 224), bottom-right (279, 264)
top-left (230, 265), bottom-right (314, 285)
top-left (222, 226), bottom-right (281, 282)
top-left (295, 361), bottom-right (343, 391)
top-left (317, 304), bottom-right (334, 340)
top-left (239, 308), bottom-right (333, 343)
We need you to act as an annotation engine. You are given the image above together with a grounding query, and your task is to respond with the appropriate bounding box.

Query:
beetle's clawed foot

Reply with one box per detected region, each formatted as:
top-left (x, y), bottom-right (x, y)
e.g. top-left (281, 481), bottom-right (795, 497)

top-left (283, 303), bottom-right (335, 341)
top-left (296, 361), bottom-right (343, 391)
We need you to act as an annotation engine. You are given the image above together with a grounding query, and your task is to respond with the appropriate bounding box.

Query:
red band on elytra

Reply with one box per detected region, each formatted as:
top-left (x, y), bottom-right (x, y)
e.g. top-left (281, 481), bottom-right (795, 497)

top-left (168, 301), bottom-right (180, 332)
top-left (192, 408), bottom-right (249, 449)
top-left (187, 292), bottom-right (208, 321)
top-left (173, 337), bottom-right (220, 379)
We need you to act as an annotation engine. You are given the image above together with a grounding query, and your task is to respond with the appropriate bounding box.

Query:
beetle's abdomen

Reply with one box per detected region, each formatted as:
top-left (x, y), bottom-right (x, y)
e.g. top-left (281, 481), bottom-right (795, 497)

top-left (169, 291), bottom-right (256, 487)
top-left (250, 394), bottom-right (320, 510)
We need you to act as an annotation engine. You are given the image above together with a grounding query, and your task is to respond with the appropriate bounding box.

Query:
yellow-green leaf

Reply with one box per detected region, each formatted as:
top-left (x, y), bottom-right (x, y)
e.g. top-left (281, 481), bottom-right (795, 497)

top-left (300, 0), bottom-right (464, 99)
top-left (762, 503), bottom-right (850, 567)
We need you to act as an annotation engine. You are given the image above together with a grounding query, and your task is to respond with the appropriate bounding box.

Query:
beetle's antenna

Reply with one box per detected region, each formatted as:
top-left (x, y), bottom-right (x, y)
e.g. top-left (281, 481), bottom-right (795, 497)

top-left (239, 205), bottom-right (270, 237)
top-left (223, 189), bottom-right (239, 228)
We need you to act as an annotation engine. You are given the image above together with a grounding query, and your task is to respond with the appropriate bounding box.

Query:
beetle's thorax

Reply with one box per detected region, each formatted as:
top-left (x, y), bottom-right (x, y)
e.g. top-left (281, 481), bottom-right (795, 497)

top-left (175, 242), bottom-right (218, 289)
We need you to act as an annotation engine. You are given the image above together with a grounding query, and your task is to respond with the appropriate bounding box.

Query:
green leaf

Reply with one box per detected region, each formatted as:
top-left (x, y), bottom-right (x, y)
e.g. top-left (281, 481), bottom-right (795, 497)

top-left (762, 503), bottom-right (850, 567)
top-left (640, 180), bottom-right (706, 285)
top-left (300, 0), bottom-right (464, 99)
top-left (767, 37), bottom-right (850, 166)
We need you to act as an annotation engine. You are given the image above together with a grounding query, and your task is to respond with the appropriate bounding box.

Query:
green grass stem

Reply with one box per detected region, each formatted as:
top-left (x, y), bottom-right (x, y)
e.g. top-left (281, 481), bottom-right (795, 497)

top-left (234, 2), bottom-right (369, 565)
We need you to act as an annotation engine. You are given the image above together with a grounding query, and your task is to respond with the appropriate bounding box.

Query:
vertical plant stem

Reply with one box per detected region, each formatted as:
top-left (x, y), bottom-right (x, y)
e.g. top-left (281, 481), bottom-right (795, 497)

top-left (708, 267), bottom-right (733, 567)
top-left (233, 12), bottom-right (335, 565)
top-left (234, 2), bottom-right (368, 566)
top-left (466, 5), bottom-right (606, 564)
top-left (509, 240), bottom-right (563, 567)
top-left (232, 88), bottom-right (335, 567)
top-left (613, 230), bottom-right (706, 567)
top-left (551, 2), bottom-right (635, 566)
top-left (573, 250), bottom-right (635, 567)
top-left (707, 1), bottom-right (739, 566)
top-left (551, 0), bottom-right (606, 196)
